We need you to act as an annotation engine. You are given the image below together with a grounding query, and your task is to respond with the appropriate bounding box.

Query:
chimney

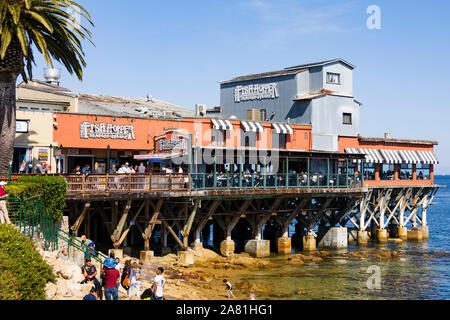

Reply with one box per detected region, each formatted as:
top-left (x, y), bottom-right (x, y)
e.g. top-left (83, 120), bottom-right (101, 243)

top-left (44, 68), bottom-right (61, 86)
top-left (385, 132), bottom-right (392, 139)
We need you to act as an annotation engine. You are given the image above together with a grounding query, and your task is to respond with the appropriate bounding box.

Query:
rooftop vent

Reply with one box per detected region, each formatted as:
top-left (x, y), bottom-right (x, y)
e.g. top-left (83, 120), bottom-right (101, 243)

top-left (385, 132), bottom-right (392, 139)
top-left (147, 94), bottom-right (153, 102)
top-left (44, 68), bottom-right (61, 86)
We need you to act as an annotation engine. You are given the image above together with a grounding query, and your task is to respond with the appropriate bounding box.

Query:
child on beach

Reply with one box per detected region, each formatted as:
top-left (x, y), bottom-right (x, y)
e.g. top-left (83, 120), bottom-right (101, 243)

top-left (223, 279), bottom-right (234, 299)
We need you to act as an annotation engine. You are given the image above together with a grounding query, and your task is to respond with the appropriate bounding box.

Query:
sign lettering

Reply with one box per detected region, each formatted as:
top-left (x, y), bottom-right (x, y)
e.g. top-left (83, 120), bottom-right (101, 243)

top-left (158, 139), bottom-right (186, 151)
top-left (234, 83), bottom-right (279, 102)
top-left (80, 122), bottom-right (136, 140)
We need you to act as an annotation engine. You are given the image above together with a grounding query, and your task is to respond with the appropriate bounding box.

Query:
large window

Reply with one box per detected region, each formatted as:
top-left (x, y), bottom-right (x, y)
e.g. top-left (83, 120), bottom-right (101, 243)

top-left (364, 163), bottom-right (375, 180)
top-left (327, 72), bottom-right (341, 85)
top-left (380, 164), bottom-right (395, 180)
top-left (399, 164), bottom-right (413, 180)
top-left (416, 164), bottom-right (430, 180)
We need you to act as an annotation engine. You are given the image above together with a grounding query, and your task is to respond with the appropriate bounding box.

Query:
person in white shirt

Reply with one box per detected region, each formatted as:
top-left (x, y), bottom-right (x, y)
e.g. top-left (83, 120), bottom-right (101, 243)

top-left (178, 166), bottom-right (183, 174)
top-left (152, 267), bottom-right (165, 300)
top-left (223, 279), bottom-right (234, 299)
top-left (115, 258), bottom-right (123, 289)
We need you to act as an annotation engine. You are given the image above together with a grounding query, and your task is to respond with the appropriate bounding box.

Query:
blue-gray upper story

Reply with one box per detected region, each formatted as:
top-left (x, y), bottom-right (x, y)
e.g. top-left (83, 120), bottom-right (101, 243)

top-left (219, 58), bottom-right (362, 152)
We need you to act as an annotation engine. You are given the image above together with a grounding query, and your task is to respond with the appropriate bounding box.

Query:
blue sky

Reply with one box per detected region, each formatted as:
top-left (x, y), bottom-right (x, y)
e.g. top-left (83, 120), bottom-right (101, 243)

top-left (31, 0), bottom-right (450, 174)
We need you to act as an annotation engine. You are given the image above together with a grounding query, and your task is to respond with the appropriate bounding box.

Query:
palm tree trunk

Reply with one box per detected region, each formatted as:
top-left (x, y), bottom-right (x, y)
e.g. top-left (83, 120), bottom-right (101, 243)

top-left (0, 72), bottom-right (17, 176)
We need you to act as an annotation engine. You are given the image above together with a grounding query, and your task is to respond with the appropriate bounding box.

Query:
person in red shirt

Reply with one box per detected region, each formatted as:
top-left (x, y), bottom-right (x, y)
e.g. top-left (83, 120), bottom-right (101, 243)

top-left (102, 258), bottom-right (120, 300)
top-left (0, 182), bottom-right (12, 225)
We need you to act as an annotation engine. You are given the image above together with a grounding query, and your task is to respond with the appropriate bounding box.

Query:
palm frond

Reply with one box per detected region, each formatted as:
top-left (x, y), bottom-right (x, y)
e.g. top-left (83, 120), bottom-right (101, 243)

top-left (0, 0), bottom-right (94, 81)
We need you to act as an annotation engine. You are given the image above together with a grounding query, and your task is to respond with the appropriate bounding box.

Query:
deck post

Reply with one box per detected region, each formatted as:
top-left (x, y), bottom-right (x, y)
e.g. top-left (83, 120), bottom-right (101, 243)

top-left (307, 158), bottom-right (310, 188)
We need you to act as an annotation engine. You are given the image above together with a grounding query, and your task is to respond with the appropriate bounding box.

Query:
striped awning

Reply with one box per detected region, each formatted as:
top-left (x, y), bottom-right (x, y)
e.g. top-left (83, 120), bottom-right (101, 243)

top-left (397, 150), bottom-right (421, 164)
top-left (345, 148), bottom-right (384, 163)
top-left (346, 148), bottom-right (439, 165)
top-left (211, 119), bottom-right (233, 131)
top-left (402, 150), bottom-right (439, 165)
top-left (241, 121), bottom-right (264, 133)
top-left (272, 123), bottom-right (293, 135)
top-left (379, 149), bottom-right (402, 164)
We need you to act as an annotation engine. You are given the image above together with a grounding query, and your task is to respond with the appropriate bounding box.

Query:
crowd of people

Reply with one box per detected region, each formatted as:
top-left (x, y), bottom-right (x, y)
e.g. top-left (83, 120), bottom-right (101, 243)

top-left (79, 243), bottom-right (166, 301)
top-left (71, 162), bottom-right (185, 175)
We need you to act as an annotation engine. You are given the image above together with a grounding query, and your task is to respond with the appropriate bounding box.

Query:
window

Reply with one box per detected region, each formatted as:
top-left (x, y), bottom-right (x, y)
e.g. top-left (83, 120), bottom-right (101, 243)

top-left (416, 164), bottom-right (430, 180)
top-left (399, 164), bottom-right (413, 180)
top-left (327, 72), bottom-right (341, 85)
top-left (343, 113), bottom-right (352, 125)
top-left (364, 163), bottom-right (375, 180)
top-left (272, 132), bottom-right (286, 149)
top-left (380, 164), bottom-right (395, 180)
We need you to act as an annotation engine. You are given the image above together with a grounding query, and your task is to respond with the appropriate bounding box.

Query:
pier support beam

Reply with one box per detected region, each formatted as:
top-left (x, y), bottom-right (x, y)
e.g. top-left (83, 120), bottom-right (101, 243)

top-left (418, 226), bottom-right (429, 240)
top-left (302, 234), bottom-right (316, 252)
top-left (377, 229), bottom-right (388, 243)
top-left (357, 231), bottom-right (369, 245)
top-left (245, 239), bottom-right (270, 258)
top-left (277, 237), bottom-right (291, 255)
top-left (398, 227), bottom-right (408, 240)
top-left (407, 227), bottom-right (423, 241)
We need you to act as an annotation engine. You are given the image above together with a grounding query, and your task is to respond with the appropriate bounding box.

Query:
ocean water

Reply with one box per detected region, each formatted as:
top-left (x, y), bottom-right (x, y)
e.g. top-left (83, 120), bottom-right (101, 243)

top-left (229, 175), bottom-right (450, 300)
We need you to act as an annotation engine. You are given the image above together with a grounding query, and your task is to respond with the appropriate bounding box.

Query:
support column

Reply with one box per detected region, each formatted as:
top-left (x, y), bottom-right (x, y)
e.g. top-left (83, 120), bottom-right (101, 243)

top-left (358, 193), bottom-right (369, 245)
top-left (220, 215), bottom-right (240, 256)
top-left (245, 214), bottom-right (271, 258)
top-left (398, 191), bottom-right (409, 240)
top-left (302, 230), bottom-right (316, 252)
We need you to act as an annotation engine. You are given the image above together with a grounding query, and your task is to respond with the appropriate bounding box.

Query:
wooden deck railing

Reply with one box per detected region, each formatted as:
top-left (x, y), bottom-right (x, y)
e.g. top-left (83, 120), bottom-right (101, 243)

top-left (64, 174), bottom-right (189, 192)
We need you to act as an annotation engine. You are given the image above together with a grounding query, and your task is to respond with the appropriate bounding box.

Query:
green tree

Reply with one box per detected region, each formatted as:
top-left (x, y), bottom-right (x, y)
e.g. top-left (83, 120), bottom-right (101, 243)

top-left (0, 0), bottom-right (93, 175)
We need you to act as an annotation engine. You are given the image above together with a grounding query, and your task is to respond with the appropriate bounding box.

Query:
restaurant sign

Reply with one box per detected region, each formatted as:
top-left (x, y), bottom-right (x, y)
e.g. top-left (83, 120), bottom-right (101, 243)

top-left (80, 122), bottom-right (136, 140)
top-left (234, 83), bottom-right (279, 102)
top-left (158, 139), bottom-right (187, 151)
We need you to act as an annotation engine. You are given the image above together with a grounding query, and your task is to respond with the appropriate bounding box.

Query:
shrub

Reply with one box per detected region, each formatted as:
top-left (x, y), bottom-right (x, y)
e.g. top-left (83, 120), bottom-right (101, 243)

top-left (5, 176), bottom-right (67, 222)
top-left (0, 250), bottom-right (21, 300)
top-left (0, 224), bottom-right (56, 300)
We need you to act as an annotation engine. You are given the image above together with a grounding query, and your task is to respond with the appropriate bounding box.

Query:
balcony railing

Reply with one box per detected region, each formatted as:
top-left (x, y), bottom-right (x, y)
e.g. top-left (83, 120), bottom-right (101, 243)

top-left (3, 172), bottom-right (362, 193)
top-left (190, 172), bottom-right (362, 190)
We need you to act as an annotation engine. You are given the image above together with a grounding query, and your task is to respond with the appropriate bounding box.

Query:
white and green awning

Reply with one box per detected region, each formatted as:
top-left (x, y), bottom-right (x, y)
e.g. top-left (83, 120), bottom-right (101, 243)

top-left (272, 123), bottom-right (293, 135)
top-left (241, 121), bottom-right (264, 133)
top-left (211, 119), bottom-right (233, 131)
top-left (345, 148), bottom-right (439, 165)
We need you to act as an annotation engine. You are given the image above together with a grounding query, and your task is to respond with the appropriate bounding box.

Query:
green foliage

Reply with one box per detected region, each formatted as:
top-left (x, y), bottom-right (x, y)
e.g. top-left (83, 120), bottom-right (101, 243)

top-left (0, 250), bottom-right (21, 300)
top-left (0, 0), bottom-right (94, 81)
top-left (0, 224), bottom-right (56, 300)
top-left (5, 175), bottom-right (67, 222)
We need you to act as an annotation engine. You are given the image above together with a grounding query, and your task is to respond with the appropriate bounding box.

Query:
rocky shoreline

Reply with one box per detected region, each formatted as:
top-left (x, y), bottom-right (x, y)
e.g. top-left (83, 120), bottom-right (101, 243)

top-left (40, 246), bottom-right (450, 300)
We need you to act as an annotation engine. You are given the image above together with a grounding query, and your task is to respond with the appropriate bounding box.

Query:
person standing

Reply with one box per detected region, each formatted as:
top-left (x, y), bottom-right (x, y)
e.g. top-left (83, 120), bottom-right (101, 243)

top-left (110, 163), bottom-right (117, 174)
top-left (121, 260), bottom-right (132, 290)
top-left (223, 279), bottom-right (234, 299)
top-left (128, 262), bottom-right (141, 299)
top-left (102, 259), bottom-right (120, 300)
top-left (115, 258), bottom-right (123, 289)
top-left (151, 267), bottom-right (166, 300)
top-left (138, 162), bottom-right (146, 173)
top-left (0, 182), bottom-right (12, 226)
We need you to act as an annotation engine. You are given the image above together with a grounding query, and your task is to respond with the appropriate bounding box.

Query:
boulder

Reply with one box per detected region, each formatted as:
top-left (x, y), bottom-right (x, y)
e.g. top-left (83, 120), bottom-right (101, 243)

top-left (249, 284), bottom-right (271, 295)
top-left (46, 282), bottom-right (58, 300)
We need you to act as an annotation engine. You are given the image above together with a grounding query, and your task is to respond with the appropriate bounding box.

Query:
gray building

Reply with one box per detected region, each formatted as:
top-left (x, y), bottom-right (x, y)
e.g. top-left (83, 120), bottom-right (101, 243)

top-left (219, 58), bottom-right (362, 152)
